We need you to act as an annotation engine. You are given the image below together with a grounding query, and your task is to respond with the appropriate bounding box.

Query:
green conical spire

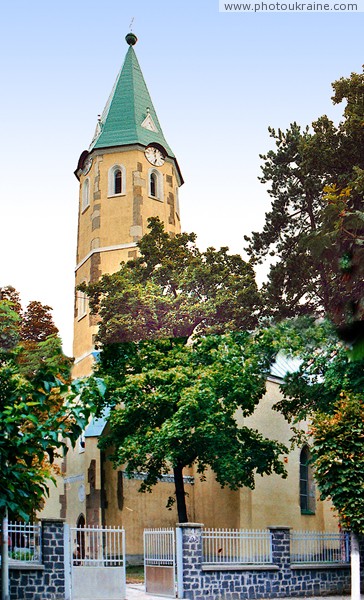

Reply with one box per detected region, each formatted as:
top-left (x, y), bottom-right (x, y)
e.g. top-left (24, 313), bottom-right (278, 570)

top-left (89, 37), bottom-right (175, 157)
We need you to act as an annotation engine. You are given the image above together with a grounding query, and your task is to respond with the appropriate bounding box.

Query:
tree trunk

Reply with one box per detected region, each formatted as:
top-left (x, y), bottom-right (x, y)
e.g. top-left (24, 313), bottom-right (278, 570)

top-left (173, 465), bottom-right (188, 523)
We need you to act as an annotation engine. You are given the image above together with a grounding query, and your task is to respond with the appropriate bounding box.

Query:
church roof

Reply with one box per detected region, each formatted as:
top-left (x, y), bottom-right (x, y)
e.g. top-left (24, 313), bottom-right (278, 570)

top-left (89, 35), bottom-right (175, 157)
top-left (84, 408), bottom-right (110, 438)
top-left (270, 352), bottom-right (301, 380)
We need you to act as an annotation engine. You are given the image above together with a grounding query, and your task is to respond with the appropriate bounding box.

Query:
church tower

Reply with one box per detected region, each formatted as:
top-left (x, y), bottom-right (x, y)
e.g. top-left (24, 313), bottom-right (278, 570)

top-left (73, 34), bottom-right (183, 377)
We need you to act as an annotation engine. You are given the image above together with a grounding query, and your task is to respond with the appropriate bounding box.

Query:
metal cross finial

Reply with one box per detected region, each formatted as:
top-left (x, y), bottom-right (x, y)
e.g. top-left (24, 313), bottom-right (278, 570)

top-left (129, 17), bottom-right (134, 32)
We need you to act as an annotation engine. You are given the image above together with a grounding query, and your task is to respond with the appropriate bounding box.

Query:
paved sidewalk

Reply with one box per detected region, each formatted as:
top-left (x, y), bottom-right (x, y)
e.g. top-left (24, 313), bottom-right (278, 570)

top-left (125, 585), bottom-right (363, 600)
top-left (126, 583), bottom-right (164, 599)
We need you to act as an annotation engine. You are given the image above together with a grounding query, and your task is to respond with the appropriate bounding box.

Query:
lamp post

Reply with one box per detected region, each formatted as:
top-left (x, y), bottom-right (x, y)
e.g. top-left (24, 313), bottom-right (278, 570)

top-left (1, 507), bottom-right (9, 600)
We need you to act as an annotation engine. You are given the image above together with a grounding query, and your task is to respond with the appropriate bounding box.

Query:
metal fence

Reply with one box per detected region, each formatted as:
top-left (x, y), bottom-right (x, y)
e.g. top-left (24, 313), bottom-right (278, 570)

top-left (202, 528), bottom-right (273, 566)
top-left (144, 527), bottom-right (176, 566)
top-left (70, 525), bottom-right (125, 567)
top-left (290, 530), bottom-right (350, 565)
top-left (8, 521), bottom-right (42, 564)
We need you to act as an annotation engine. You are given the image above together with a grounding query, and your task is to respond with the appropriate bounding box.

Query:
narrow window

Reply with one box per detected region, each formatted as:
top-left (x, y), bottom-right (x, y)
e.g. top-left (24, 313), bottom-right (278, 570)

top-left (108, 164), bottom-right (126, 196)
top-left (82, 178), bottom-right (90, 211)
top-left (150, 172), bottom-right (157, 198)
top-left (114, 169), bottom-right (122, 194)
top-left (76, 514), bottom-right (85, 560)
top-left (77, 290), bottom-right (87, 320)
top-left (300, 446), bottom-right (315, 514)
top-left (175, 187), bottom-right (180, 219)
top-left (117, 471), bottom-right (124, 511)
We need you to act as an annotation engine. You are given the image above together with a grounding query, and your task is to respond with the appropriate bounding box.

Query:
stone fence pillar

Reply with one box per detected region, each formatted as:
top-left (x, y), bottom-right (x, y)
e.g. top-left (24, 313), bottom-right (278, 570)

top-left (269, 527), bottom-right (291, 568)
top-left (268, 526), bottom-right (291, 597)
top-left (40, 518), bottom-right (66, 599)
top-left (177, 523), bottom-right (204, 600)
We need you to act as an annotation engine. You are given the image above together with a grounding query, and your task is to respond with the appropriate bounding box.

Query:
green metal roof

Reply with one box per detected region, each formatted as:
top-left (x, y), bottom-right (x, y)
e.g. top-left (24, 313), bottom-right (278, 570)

top-left (89, 44), bottom-right (175, 157)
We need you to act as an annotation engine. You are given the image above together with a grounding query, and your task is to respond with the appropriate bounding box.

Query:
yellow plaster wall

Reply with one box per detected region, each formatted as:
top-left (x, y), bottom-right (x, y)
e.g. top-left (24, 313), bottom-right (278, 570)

top-left (103, 458), bottom-right (194, 557)
top-left (239, 379), bottom-right (338, 532)
top-left (38, 469), bottom-right (64, 519)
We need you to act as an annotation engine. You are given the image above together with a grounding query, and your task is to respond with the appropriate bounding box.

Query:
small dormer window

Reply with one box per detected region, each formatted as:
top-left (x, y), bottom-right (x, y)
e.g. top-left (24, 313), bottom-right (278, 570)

top-left (108, 164), bottom-right (126, 197)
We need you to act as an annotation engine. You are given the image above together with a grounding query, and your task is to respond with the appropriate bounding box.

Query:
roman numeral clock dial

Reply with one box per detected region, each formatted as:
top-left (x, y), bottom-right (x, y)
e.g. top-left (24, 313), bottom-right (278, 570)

top-left (145, 145), bottom-right (165, 166)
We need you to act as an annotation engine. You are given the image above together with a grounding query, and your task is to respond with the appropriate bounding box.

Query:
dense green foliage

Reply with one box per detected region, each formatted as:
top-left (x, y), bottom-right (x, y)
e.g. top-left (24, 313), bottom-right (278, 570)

top-left (270, 317), bottom-right (364, 532)
top-left (0, 289), bottom-right (93, 519)
top-left (245, 69), bottom-right (364, 351)
top-left (82, 217), bottom-right (261, 344)
top-left (254, 68), bottom-right (364, 543)
top-left (271, 318), bottom-right (364, 422)
top-left (311, 393), bottom-right (364, 534)
top-left (97, 333), bottom-right (287, 521)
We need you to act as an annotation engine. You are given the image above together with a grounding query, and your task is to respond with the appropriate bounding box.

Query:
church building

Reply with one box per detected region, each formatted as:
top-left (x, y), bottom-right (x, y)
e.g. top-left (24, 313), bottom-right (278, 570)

top-left (41, 34), bottom-right (339, 561)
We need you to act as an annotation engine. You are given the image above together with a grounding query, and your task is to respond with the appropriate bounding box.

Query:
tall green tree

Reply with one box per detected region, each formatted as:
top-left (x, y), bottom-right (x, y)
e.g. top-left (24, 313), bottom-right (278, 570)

top-left (270, 317), bottom-right (364, 423)
top-left (83, 217), bottom-right (261, 343)
top-left (310, 392), bottom-right (364, 535)
top-left (270, 316), bottom-right (364, 597)
top-left (251, 70), bottom-right (364, 597)
top-left (96, 333), bottom-right (287, 523)
top-left (0, 291), bottom-right (93, 519)
top-left (245, 69), bottom-right (364, 350)
top-left (82, 219), bottom-right (287, 522)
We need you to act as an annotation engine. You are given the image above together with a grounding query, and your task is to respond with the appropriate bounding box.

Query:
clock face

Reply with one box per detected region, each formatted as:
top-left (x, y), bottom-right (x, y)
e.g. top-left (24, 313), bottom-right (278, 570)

top-left (145, 146), bottom-right (165, 167)
top-left (83, 157), bottom-right (93, 175)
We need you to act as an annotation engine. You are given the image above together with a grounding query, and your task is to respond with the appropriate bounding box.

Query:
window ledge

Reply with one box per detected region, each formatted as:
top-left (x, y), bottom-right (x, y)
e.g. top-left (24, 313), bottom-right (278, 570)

top-left (9, 563), bottom-right (45, 571)
top-left (149, 195), bottom-right (163, 202)
top-left (81, 205), bottom-right (90, 214)
top-left (107, 193), bottom-right (126, 199)
top-left (291, 563), bottom-right (350, 570)
top-left (301, 510), bottom-right (316, 515)
top-left (77, 313), bottom-right (87, 322)
top-left (202, 564), bottom-right (279, 572)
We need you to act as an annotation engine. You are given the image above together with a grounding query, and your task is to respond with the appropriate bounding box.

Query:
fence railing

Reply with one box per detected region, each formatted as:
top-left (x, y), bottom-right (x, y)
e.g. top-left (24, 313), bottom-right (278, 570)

top-left (202, 528), bottom-right (273, 565)
top-left (290, 531), bottom-right (350, 565)
top-left (8, 521), bottom-right (42, 564)
top-left (144, 527), bottom-right (175, 566)
top-left (70, 525), bottom-right (125, 567)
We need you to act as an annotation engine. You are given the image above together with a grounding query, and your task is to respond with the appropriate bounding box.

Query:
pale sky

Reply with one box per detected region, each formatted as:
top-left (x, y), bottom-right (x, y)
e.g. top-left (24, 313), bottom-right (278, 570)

top-left (1, 0), bottom-right (363, 355)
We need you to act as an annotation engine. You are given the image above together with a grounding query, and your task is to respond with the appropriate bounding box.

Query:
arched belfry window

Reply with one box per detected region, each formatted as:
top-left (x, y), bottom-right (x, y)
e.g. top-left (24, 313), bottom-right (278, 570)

top-left (82, 178), bottom-right (90, 211)
top-left (300, 446), bottom-right (316, 514)
top-left (114, 169), bottom-right (122, 194)
top-left (108, 164), bottom-right (126, 196)
top-left (148, 168), bottom-right (163, 201)
top-left (150, 172), bottom-right (157, 197)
